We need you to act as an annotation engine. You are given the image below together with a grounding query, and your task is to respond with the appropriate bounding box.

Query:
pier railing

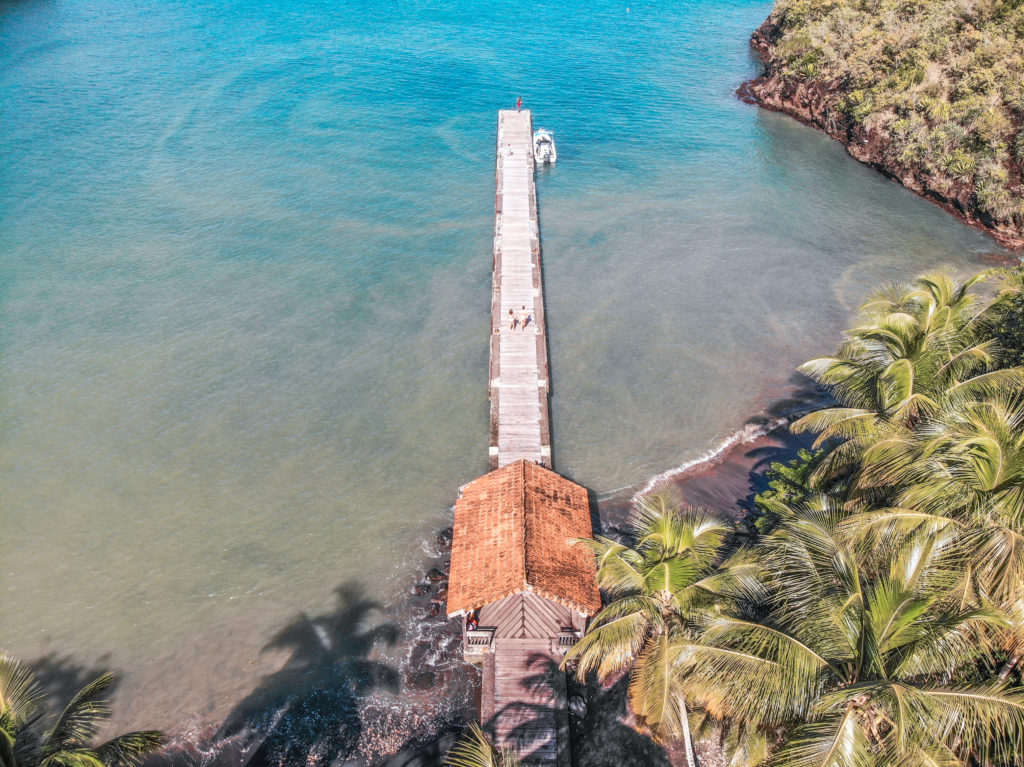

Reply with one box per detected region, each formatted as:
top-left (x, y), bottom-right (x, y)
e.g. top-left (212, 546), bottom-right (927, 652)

top-left (464, 627), bottom-right (496, 656)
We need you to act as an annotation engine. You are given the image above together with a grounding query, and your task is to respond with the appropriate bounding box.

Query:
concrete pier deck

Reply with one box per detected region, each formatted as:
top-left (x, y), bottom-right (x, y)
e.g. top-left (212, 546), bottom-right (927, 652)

top-left (489, 109), bottom-right (551, 470)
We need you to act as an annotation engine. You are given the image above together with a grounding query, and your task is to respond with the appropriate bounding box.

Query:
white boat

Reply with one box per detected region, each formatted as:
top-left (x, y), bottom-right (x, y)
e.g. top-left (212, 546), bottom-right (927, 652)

top-left (533, 129), bottom-right (557, 164)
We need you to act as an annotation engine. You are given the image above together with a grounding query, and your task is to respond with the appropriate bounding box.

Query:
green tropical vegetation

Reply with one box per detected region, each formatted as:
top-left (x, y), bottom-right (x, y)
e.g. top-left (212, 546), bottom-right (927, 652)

top-left (758, 0), bottom-right (1024, 227)
top-left (563, 494), bottom-right (759, 742)
top-left (0, 654), bottom-right (165, 767)
top-left (567, 266), bottom-right (1024, 765)
top-left (750, 447), bottom-right (824, 533)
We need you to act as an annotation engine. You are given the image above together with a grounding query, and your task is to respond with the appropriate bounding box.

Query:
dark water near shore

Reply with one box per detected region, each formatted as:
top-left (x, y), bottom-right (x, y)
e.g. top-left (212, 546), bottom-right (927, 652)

top-left (0, 0), bottom-right (1008, 758)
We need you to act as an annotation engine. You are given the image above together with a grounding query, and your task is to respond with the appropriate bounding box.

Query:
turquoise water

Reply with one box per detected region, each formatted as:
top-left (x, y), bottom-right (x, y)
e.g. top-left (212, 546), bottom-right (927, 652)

top-left (0, 0), bottom-right (1005, 742)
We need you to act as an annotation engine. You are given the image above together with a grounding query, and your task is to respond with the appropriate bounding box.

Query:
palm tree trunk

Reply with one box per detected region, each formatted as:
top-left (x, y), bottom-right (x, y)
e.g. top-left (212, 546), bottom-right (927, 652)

top-left (997, 650), bottom-right (1021, 682)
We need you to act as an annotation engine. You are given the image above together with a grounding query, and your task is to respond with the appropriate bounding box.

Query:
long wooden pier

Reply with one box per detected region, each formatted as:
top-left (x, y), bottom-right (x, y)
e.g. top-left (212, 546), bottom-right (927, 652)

top-left (489, 109), bottom-right (551, 470)
top-left (448, 109), bottom-right (697, 766)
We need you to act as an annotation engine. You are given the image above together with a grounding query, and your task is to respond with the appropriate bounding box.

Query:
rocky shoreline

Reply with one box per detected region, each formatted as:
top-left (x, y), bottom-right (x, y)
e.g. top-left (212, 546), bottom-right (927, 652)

top-left (737, 17), bottom-right (1024, 250)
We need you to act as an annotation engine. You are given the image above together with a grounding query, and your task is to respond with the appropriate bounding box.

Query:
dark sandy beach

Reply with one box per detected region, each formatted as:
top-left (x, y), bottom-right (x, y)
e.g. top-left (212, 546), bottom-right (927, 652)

top-left (598, 419), bottom-right (819, 531)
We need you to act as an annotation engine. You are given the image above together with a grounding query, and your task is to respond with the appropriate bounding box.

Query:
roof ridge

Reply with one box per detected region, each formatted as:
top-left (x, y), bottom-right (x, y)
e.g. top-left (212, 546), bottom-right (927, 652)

top-left (519, 459), bottom-right (532, 593)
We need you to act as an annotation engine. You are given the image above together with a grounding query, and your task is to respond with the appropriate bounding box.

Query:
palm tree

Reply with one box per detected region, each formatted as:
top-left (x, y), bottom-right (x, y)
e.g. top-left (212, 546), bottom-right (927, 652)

top-left (562, 492), bottom-right (759, 742)
top-left (787, 267), bottom-right (1024, 683)
top-left (981, 265), bottom-right (1024, 369)
top-left (848, 392), bottom-right (1024, 683)
top-left (444, 724), bottom-right (520, 767)
top-left (791, 268), bottom-right (1023, 481)
top-left (0, 654), bottom-right (164, 767)
top-left (676, 497), bottom-right (1024, 766)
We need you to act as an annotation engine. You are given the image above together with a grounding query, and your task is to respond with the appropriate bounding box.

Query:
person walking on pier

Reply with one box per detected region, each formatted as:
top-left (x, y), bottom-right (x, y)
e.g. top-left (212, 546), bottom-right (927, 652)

top-left (509, 308), bottom-right (518, 331)
top-left (517, 306), bottom-right (530, 330)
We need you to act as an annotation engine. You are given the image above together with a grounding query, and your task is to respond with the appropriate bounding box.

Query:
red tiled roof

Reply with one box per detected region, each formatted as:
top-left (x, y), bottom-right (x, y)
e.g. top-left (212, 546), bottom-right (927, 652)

top-left (446, 459), bottom-right (601, 617)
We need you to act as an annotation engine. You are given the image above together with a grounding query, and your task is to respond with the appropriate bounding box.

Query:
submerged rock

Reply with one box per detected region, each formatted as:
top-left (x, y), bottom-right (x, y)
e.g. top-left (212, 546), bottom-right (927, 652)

top-left (405, 670), bottom-right (437, 691)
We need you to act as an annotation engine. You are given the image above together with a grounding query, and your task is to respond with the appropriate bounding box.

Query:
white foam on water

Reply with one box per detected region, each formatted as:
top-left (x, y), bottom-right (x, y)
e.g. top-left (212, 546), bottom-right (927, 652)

top-left (632, 416), bottom-right (794, 500)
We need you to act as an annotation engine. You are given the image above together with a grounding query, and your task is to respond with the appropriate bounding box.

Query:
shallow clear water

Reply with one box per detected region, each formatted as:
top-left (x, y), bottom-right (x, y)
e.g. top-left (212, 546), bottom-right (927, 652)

top-left (0, 0), bottom-right (1005, 737)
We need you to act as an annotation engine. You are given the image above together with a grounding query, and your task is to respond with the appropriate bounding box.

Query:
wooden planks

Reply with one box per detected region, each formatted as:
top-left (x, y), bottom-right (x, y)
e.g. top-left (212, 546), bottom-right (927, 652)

top-left (489, 110), bottom-right (552, 470)
top-left (484, 638), bottom-right (569, 766)
top-left (478, 592), bottom-right (577, 640)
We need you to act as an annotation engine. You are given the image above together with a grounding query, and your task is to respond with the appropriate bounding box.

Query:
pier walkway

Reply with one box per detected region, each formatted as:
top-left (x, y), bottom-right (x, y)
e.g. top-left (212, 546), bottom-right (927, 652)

top-left (448, 108), bottom-right (698, 766)
top-left (489, 109), bottom-right (551, 470)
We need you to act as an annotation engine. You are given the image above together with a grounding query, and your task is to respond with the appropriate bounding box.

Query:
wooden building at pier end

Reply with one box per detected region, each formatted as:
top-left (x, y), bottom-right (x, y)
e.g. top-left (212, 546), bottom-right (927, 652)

top-left (446, 459), bottom-right (600, 764)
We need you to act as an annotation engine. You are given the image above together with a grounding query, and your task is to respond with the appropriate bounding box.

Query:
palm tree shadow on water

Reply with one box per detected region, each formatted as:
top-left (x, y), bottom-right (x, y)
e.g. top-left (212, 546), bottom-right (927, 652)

top-left (486, 653), bottom-right (672, 767)
top-left (28, 653), bottom-right (119, 718)
top-left (195, 582), bottom-right (400, 767)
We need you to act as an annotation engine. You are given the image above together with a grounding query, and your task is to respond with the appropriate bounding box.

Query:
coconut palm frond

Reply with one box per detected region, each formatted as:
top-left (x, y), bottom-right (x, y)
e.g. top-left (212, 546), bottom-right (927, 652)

top-left (633, 496), bottom-right (731, 561)
top-left (678, 616), bottom-right (832, 725)
top-left (700, 615), bottom-right (836, 680)
top-left (860, 280), bottom-right (914, 317)
top-left (42, 674), bottom-right (114, 756)
top-left (633, 489), bottom-right (682, 518)
top-left (839, 508), bottom-right (958, 549)
top-left (947, 368), bottom-right (1024, 400)
top-left (628, 631), bottom-right (689, 742)
top-left (38, 748), bottom-right (107, 767)
top-left (723, 725), bottom-right (772, 767)
top-left (809, 438), bottom-right (868, 486)
top-left (973, 525), bottom-right (1024, 605)
top-left (672, 507), bottom-right (734, 560)
top-left (675, 555), bottom-right (764, 606)
top-left (0, 655), bottom-right (44, 736)
top-left (92, 732), bottom-right (166, 767)
top-left (893, 606), bottom-right (1005, 678)
top-left (574, 535), bottom-right (642, 568)
top-left (0, 658), bottom-right (164, 767)
top-left (878, 358), bottom-right (917, 412)
top-left (561, 609), bottom-right (649, 679)
top-left (675, 640), bottom-right (787, 724)
top-left (643, 556), bottom-right (702, 599)
top-left (444, 723), bottom-right (520, 767)
top-left (790, 408), bottom-right (879, 444)
top-left (899, 684), bottom-right (1024, 764)
top-left (797, 356), bottom-right (870, 386)
top-left (578, 537), bottom-right (645, 596)
top-left (888, 392), bottom-right (939, 427)
top-left (858, 435), bottom-right (924, 488)
top-left (934, 339), bottom-right (998, 380)
top-left (769, 708), bottom-right (873, 767)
